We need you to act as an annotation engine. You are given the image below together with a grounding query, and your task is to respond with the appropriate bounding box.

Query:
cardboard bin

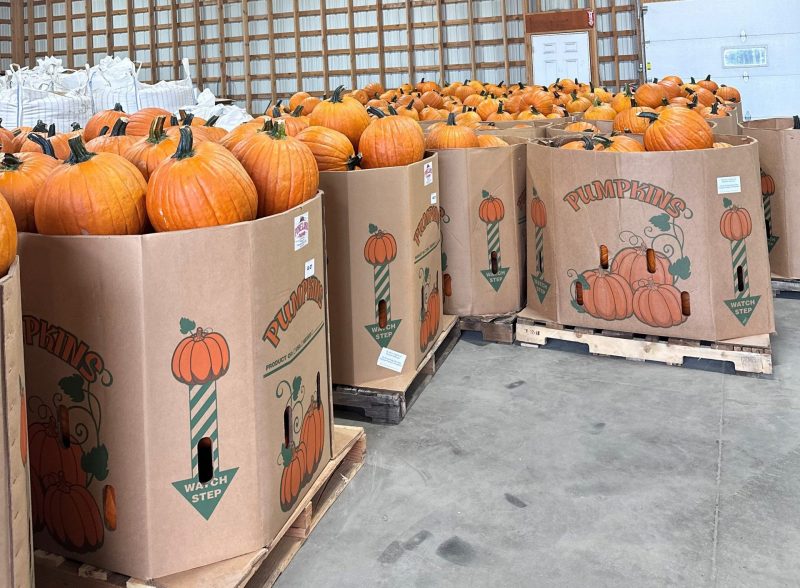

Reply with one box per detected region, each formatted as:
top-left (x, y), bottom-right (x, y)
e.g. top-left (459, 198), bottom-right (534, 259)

top-left (740, 117), bottom-right (800, 279)
top-left (0, 260), bottom-right (33, 588)
top-left (18, 194), bottom-right (333, 580)
top-left (321, 155), bottom-right (444, 388)
top-left (523, 135), bottom-right (774, 342)
top-left (436, 138), bottom-right (527, 316)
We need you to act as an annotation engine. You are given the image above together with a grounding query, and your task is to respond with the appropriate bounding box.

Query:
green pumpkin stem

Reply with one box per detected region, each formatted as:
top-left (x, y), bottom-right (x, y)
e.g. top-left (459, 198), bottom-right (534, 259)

top-left (705, 74), bottom-right (712, 82)
top-left (290, 105), bottom-right (304, 118)
top-left (183, 113), bottom-right (195, 126)
top-left (148, 116), bottom-right (168, 143)
top-left (260, 119), bottom-right (275, 133)
top-left (172, 126), bottom-right (195, 160)
top-left (71, 122), bottom-right (81, 131)
top-left (47, 124), bottom-right (56, 138)
top-left (267, 121), bottom-right (288, 140)
top-left (794, 115), bottom-right (800, 130)
top-left (593, 136), bottom-right (612, 148)
top-left (205, 114), bottom-right (220, 127)
top-left (367, 106), bottom-right (386, 118)
top-left (113, 103), bottom-right (124, 112)
top-left (710, 101), bottom-right (719, 115)
top-left (387, 104), bottom-right (398, 116)
top-left (32, 120), bottom-right (47, 133)
top-left (28, 134), bottom-right (57, 159)
top-left (66, 136), bottom-right (95, 164)
top-left (446, 112), bottom-right (456, 126)
top-left (98, 126), bottom-right (110, 137)
top-left (0, 153), bottom-right (24, 170)
top-left (407, 101), bottom-right (416, 111)
top-left (110, 118), bottom-right (128, 136)
top-left (330, 86), bottom-right (346, 103)
top-left (637, 111), bottom-right (659, 122)
top-left (496, 102), bottom-right (504, 114)
top-left (346, 153), bottom-right (362, 171)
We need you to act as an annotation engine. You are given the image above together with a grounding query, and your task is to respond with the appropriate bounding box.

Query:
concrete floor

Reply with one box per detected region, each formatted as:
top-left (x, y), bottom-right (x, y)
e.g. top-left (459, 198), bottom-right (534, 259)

top-left (274, 297), bottom-right (800, 588)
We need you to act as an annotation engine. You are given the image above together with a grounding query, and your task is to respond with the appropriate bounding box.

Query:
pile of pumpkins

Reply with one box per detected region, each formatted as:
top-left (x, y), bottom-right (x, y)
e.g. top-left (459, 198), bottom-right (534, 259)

top-left (551, 75), bottom-right (742, 152)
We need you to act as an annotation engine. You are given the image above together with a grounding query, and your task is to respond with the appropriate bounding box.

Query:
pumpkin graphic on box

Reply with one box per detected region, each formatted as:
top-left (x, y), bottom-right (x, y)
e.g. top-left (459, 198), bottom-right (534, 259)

top-left (611, 246), bottom-right (671, 287)
top-left (632, 280), bottom-right (687, 328)
top-left (43, 475), bottom-right (105, 553)
top-left (574, 268), bottom-right (634, 321)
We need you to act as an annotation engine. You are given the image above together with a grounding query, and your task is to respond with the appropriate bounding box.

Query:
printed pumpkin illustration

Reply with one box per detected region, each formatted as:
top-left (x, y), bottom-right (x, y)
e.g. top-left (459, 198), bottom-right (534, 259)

top-left (363, 227), bottom-right (397, 266)
top-left (427, 274), bottom-right (441, 336)
top-left (30, 471), bottom-right (45, 532)
top-left (20, 379), bottom-right (27, 466)
top-left (632, 281), bottom-right (687, 328)
top-left (611, 246), bottom-right (671, 287)
top-left (29, 419), bottom-right (86, 488)
top-left (760, 170), bottom-right (775, 196)
top-left (575, 268), bottom-right (634, 320)
top-left (720, 206), bottom-right (752, 242)
top-left (171, 324), bottom-right (230, 385)
top-left (280, 444), bottom-right (305, 512)
top-left (530, 197), bottom-right (547, 228)
top-left (299, 374), bottom-right (325, 481)
top-left (478, 193), bottom-right (505, 223)
top-left (419, 267), bottom-right (438, 352)
top-left (43, 475), bottom-right (104, 553)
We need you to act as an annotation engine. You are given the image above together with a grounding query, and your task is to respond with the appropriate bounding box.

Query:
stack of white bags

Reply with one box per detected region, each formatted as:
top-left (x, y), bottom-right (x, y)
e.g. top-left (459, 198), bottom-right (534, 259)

top-left (0, 55), bottom-right (252, 132)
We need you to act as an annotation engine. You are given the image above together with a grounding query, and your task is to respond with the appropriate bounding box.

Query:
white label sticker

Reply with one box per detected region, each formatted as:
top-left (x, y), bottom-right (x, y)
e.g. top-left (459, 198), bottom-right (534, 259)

top-left (377, 347), bottom-right (407, 373)
top-left (424, 162), bottom-right (434, 186)
top-left (717, 176), bottom-right (742, 194)
top-left (294, 213), bottom-right (310, 250)
top-left (304, 258), bottom-right (315, 278)
top-left (430, 192), bottom-right (438, 205)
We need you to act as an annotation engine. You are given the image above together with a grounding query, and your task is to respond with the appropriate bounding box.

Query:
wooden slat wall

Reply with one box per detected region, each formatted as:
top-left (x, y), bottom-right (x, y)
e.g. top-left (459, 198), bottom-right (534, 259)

top-left (7, 0), bottom-right (637, 112)
top-left (0, 0), bottom-right (11, 71)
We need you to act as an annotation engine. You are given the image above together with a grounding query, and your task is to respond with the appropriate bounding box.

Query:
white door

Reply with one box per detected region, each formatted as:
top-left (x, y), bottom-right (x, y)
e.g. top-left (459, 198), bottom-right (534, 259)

top-left (532, 32), bottom-right (591, 87)
top-left (643, 0), bottom-right (800, 119)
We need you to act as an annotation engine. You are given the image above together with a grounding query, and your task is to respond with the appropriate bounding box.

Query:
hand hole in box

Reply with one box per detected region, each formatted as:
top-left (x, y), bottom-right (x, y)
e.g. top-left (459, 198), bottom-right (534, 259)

top-left (197, 437), bottom-right (213, 483)
top-left (378, 299), bottom-right (388, 328)
top-left (491, 251), bottom-right (498, 274)
top-left (103, 485), bottom-right (117, 530)
top-left (575, 281), bottom-right (584, 306)
top-left (681, 291), bottom-right (691, 317)
top-left (58, 404), bottom-right (70, 449)
top-left (737, 266), bottom-right (745, 292)
top-left (646, 248), bottom-right (657, 274)
top-left (599, 245), bottom-right (609, 269)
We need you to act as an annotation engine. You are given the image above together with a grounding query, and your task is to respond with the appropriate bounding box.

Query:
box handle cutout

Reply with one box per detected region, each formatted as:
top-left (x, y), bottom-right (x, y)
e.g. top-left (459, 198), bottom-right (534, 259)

top-left (537, 251), bottom-right (544, 274)
top-left (315, 371), bottom-right (321, 404)
top-left (197, 437), bottom-right (213, 483)
top-left (681, 291), bottom-right (691, 317)
top-left (737, 266), bottom-right (745, 292)
top-left (646, 248), bottom-right (657, 274)
top-left (491, 251), bottom-right (498, 274)
top-left (378, 299), bottom-right (387, 328)
top-left (766, 219), bottom-right (772, 238)
top-left (103, 485), bottom-right (117, 530)
top-left (575, 281), bottom-right (584, 306)
top-left (283, 406), bottom-right (291, 448)
top-left (599, 245), bottom-right (609, 269)
top-left (58, 404), bottom-right (70, 448)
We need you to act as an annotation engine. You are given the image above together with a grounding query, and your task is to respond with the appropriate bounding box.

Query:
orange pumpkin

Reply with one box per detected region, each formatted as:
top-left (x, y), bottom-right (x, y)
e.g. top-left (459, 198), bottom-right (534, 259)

top-left (477, 135), bottom-right (509, 148)
top-left (720, 206), bottom-right (753, 241)
top-left (85, 118), bottom-right (138, 155)
top-left (219, 120), bottom-right (262, 152)
top-left (0, 192), bottom-right (17, 276)
top-left (595, 135), bottom-right (645, 153)
top-left (559, 135), bottom-right (603, 151)
top-left (478, 193), bottom-right (505, 223)
top-left (613, 102), bottom-right (656, 134)
top-left (84, 103), bottom-right (127, 141)
top-left (564, 121), bottom-right (599, 133)
top-left (696, 74), bottom-right (718, 93)
top-left (565, 92), bottom-right (592, 114)
top-left (716, 85), bottom-right (741, 103)
top-left (126, 107), bottom-right (175, 136)
top-left (0, 119), bottom-right (17, 152)
top-left (611, 85), bottom-right (634, 113)
top-left (398, 101), bottom-right (420, 121)
top-left (523, 90), bottom-right (554, 115)
top-left (364, 82), bottom-right (384, 97)
top-left (639, 108), bottom-right (713, 151)
top-left (147, 127), bottom-right (258, 231)
top-left (191, 115), bottom-right (228, 143)
top-left (761, 170), bottom-right (775, 196)
top-left (419, 310), bottom-right (431, 351)
top-left (576, 269), bottom-right (634, 320)
top-left (634, 82), bottom-right (669, 108)
top-left (658, 79), bottom-right (682, 100)
top-left (516, 106), bottom-right (546, 120)
top-left (122, 116), bottom-right (179, 180)
top-left (689, 87), bottom-right (716, 107)
top-left (299, 384), bottom-right (325, 478)
top-left (360, 107), bottom-right (425, 169)
top-left (35, 137), bottom-right (147, 235)
top-left (584, 99), bottom-right (616, 121)
top-left (171, 325), bottom-right (230, 385)
top-left (0, 151), bottom-right (61, 232)
top-left (364, 228), bottom-right (397, 265)
top-left (486, 102), bottom-right (514, 122)
top-left (662, 75), bottom-right (684, 86)
top-left (425, 113), bottom-right (479, 149)
top-left (296, 125), bottom-right (360, 171)
top-left (44, 476), bottom-right (105, 552)
top-left (309, 86), bottom-right (371, 149)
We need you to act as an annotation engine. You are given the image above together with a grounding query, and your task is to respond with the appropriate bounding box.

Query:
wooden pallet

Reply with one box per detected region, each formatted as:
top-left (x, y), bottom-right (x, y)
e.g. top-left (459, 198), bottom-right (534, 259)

top-left (333, 315), bottom-right (461, 424)
top-left (458, 313), bottom-right (517, 344)
top-left (34, 424), bottom-right (366, 588)
top-left (516, 312), bottom-right (773, 375)
top-left (772, 278), bottom-right (800, 295)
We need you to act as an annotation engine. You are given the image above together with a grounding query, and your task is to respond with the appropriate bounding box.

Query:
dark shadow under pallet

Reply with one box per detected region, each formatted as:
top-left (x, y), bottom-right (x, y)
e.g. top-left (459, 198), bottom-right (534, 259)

top-left (333, 315), bottom-right (461, 425)
top-left (516, 311), bottom-right (772, 376)
top-left (458, 313), bottom-right (517, 344)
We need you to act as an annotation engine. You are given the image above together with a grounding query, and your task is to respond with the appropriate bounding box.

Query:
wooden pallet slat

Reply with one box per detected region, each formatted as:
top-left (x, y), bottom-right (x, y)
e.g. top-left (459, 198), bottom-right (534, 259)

top-left (458, 312), bottom-right (517, 344)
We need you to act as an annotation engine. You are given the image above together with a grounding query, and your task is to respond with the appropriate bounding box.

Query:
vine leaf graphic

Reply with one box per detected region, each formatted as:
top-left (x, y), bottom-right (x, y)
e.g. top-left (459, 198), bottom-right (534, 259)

top-left (292, 376), bottom-right (302, 400)
top-left (179, 317), bottom-right (196, 334)
top-left (669, 257), bottom-right (692, 280)
top-left (576, 274), bottom-right (591, 290)
top-left (650, 213), bottom-right (671, 232)
top-left (59, 374), bottom-right (85, 403)
top-left (368, 223), bottom-right (378, 234)
top-left (723, 197), bottom-right (733, 209)
top-left (571, 299), bottom-right (586, 314)
top-left (82, 444), bottom-right (109, 481)
top-left (280, 444), bottom-right (293, 466)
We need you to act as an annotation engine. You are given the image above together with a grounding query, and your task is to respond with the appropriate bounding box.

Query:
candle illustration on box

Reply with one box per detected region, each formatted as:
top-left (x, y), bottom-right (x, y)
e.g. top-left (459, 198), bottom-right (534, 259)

top-left (364, 224), bottom-right (401, 348)
top-left (720, 199), bottom-right (761, 326)
top-left (171, 318), bottom-right (238, 520)
top-left (478, 190), bottom-right (509, 291)
top-left (530, 189), bottom-right (550, 303)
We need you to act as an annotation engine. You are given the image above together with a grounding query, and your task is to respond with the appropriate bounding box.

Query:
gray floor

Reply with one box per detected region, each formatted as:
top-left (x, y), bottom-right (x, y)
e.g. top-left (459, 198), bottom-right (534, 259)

top-left (275, 297), bottom-right (800, 588)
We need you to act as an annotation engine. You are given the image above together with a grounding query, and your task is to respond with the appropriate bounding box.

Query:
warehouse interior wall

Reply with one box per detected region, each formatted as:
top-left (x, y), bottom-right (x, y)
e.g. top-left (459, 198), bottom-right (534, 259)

top-left (1, 0), bottom-right (642, 114)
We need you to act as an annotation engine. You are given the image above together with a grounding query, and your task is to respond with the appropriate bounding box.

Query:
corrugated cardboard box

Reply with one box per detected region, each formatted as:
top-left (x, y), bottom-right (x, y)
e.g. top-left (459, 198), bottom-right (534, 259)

top-left (0, 260), bottom-right (33, 588)
top-left (522, 135), bottom-right (774, 341)
top-left (321, 155), bottom-right (443, 387)
top-left (436, 139), bottom-right (527, 316)
top-left (740, 117), bottom-right (800, 278)
top-left (18, 195), bottom-right (333, 580)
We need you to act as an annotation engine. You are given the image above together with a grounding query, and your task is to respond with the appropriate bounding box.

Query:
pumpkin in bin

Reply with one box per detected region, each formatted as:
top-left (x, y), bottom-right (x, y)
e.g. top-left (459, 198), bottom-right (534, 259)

top-left (426, 113), bottom-right (479, 149)
top-left (639, 107), bottom-right (713, 151)
top-left (576, 268), bottom-right (633, 320)
top-left (716, 85), bottom-right (741, 103)
top-left (632, 280), bottom-right (687, 328)
top-left (171, 324), bottom-right (231, 386)
top-left (147, 127), bottom-right (257, 231)
top-left (634, 82), bottom-right (668, 109)
top-left (564, 121), bottom-right (598, 133)
top-left (477, 135), bottom-right (508, 148)
top-left (309, 85), bottom-right (370, 149)
top-left (0, 188), bottom-right (17, 275)
top-left (584, 99), bottom-right (616, 121)
top-left (28, 419), bottom-right (86, 488)
top-left (360, 106), bottom-right (425, 168)
top-left (232, 120), bottom-right (319, 217)
top-left (296, 126), bottom-right (361, 171)
top-left (84, 103), bottom-right (127, 141)
top-left (613, 102), bottom-right (655, 134)
top-left (35, 136), bottom-right (147, 235)
top-left (593, 135), bottom-right (645, 153)
top-left (0, 149), bottom-right (60, 233)
top-left (85, 118), bottom-right (138, 156)
top-left (612, 246), bottom-right (671, 287)
top-left (122, 116), bottom-right (179, 180)
top-left (44, 475), bottom-right (104, 553)
top-left (126, 107), bottom-right (175, 137)
top-left (720, 206), bottom-right (752, 242)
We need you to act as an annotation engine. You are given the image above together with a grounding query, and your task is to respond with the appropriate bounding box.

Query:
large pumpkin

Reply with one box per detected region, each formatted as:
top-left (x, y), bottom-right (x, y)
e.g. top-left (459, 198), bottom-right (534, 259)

top-left (308, 85), bottom-right (370, 149)
top-left (232, 121), bottom-right (319, 217)
top-left (640, 108), bottom-right (713, 151)
top-left (522, 89), bottom-right (554, 115)
top-left (28, 419), bottom-right (86, 488)
top-left (44, 476), bottom-right (104, 553)
top-left (84, 103), bottom-right (127, 141)
top-left (611, 246), bottom-right (671, 288)
top-left (171, 326), bottom-right (230, 385)
top-left (564, 121), bottom-right (599, 133)
top-left (594, 135), bottom-right (645, 153)
top-left (126, 107), bottom-right (175, 137)
top-left (634, 82), bottom-right (668, 108)
top-left (296, 125), bottom-right (360, 171)
top-left (577, 269), bottom-right (634, 320)
top-left (85, 118), bottom-right (138, 156)
top-left (0, 190), bottom-right (18, 276)
top-left (611, 85), bottom-right (633, 113)
top-left (122, 116), bottom-right (179, 180)
top-left (0, 151), bottom-right (60, 232)
top-left (477, 135), bottom-right (509, 148)
top-left (280, 444), bottom-right (305, 511)
top-left (364, 229), bottom-right (397, 266)
top-left (0, 119), bottom-right (17, 152)
top-left (426, 113), bottom-right (479, 149)
top-left (633, 281), bottom-right (687, 328)
top-left (584, 100), bottom-right (616, 121)
top-left (720, 206), bottom-right (753, 241)
top-left (147, 127), bottom-right (258, 231)
top-left (360, 107), bottom-right (425, 168)
top-left (35, 136), bottom-right (148, 235)
top-left (716, 85), bottom-right (741, 103)
top-left (613, 104), bottom-right (656, 134)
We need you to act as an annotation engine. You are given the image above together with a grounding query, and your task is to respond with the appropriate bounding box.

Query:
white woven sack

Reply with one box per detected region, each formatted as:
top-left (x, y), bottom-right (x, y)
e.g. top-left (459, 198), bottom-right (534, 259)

top-left (136, 58), bottom-right (197, 113)
top-left (178, 89), bottom-right (252, 131)
top-left (87, 56), bottom-right (140, 113)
